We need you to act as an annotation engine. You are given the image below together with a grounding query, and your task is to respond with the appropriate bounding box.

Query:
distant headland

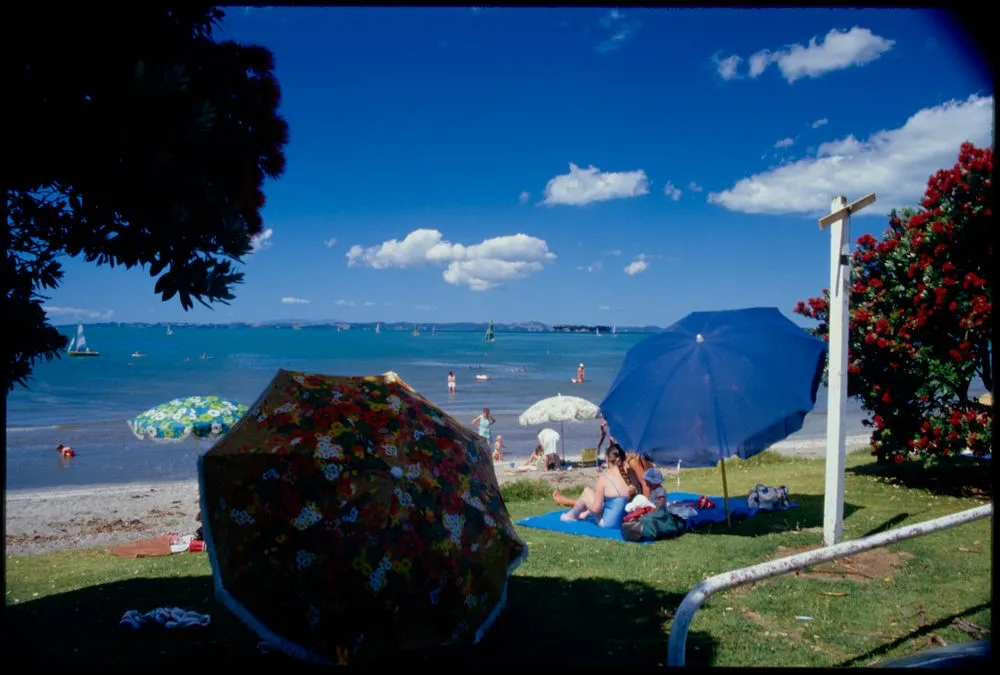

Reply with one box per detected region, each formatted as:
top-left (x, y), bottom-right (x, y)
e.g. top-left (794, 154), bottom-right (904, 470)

top-left (56, 320), bottom-right (666, 334)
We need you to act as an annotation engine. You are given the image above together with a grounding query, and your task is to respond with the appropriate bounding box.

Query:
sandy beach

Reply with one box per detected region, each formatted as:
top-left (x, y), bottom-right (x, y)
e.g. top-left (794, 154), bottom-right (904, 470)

top-left (5, 434), bottom-right (871, 557)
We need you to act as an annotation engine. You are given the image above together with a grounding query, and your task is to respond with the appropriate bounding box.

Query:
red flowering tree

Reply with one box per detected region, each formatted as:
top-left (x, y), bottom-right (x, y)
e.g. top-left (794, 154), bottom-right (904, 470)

top-left (794, 142), bottom-right (993, 465)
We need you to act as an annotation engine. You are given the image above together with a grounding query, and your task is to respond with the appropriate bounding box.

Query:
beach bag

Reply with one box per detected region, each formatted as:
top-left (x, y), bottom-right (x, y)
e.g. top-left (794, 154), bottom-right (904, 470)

top-left (747, 483), bottom-right (790, 511)
top-left (621, 507), bottom-right (687, 542)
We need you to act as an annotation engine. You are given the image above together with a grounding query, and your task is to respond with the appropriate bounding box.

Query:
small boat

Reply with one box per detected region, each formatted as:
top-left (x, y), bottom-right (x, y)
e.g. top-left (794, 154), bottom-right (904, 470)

top-left (612, 324), bottom-right (618, 338)
top-left (595, 326), bottom-right (601, 337)
top-left (131, 351), bottom-right (146, 358)
top-left (475, 374), bottom-right (490, 381)
top-left (67, 322), bottom-right (100, 357)
top-left (431, 326), bottom-right (437, 337)
top-left (375, 322), bottom-right (382, 335)
top-left (484, 320), bottom-right (496, 344)
top-left (166, 324), bottom-right (173, 336)
top-left (412, 325), bottom-right (420, 337)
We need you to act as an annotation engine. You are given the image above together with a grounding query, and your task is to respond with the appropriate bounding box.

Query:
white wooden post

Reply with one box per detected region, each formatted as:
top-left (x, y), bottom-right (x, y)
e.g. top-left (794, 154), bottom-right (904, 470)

top-left (823, 196), bottom-right (850, 546)
top-left (818, 192), bottom-right (876, 547)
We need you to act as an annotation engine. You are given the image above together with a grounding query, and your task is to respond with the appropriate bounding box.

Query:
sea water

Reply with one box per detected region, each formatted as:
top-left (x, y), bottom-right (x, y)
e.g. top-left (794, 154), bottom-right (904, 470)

top-left (5, 325), bottom-right (872, 491)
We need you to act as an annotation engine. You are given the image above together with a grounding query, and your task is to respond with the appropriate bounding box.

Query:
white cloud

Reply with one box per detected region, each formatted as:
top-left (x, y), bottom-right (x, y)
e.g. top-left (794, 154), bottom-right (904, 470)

top-left (518, 190), bottom-right (531, 204)
top-left (43, 306), bottom-right (114, 321)
top-left (812, 118), bottom-right (829, 129)
top-left (597, 9), bottom-right (640, 53)
top-left (714, 53), bottom-right (742, 80)
top-left (334, 299), bottom-right (355, 307)
top-left (323, 237), bottom-right (338, 248)
top-left (363, 301), bottom-right (375, 306)
top-left (597, 304), bottom-right (612, 311)
top-left (708, 94), bottom-right (994, 216)
top-left (280, 296), bottom-right (310, 305)
top-left (346, 228), bottom-right (556, 291)
top-left (250, 228), bottom-right (273, 253)
top-left (774, 137), bottom-right (795, 149)
top-left (543, 163), bottom-right (649, 206)
top-left (576, 260), bottom-right (603, 272)
top-left (688, 181), bottom-right (704, 192)
top-left (662, 181), bottom-right (682, 201)
top-left (748, 27), bottom-right (895, 84)
top-left (625, 256), bottom-right (649, 277)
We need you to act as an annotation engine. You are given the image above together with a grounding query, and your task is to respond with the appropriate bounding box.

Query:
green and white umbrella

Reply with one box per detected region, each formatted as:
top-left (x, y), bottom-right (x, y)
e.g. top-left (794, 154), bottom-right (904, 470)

top-left (128, 395), bottom-right (248, 441)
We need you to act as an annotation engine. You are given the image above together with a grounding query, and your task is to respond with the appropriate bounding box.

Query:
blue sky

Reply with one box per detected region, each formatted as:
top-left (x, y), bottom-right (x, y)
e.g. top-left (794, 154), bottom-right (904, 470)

top-left (44, 7), bottom-right (992, 327)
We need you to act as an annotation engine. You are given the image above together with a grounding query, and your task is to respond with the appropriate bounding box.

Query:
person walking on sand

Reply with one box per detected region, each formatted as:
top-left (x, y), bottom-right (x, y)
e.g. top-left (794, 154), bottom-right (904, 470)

top-left (447, 371), bottom-right (457, 394)
top-left (471, 407), bottom-right (496, 448)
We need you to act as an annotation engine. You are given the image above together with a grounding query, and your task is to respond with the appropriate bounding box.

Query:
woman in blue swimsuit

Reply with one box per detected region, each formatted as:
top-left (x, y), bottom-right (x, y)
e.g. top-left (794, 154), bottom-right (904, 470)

top-left (471, 407), bottom-right (496, 448)
top-left (553, 444), bottom-right (636, 529)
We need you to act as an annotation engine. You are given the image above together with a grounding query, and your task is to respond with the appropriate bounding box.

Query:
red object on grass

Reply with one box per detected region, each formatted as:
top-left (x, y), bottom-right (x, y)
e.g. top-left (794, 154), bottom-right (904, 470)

top-left (696, 496), bottom-right (715, 509)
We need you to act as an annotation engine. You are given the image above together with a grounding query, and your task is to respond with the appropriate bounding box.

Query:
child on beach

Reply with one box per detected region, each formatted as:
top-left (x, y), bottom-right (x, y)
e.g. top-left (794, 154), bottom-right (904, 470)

top-left (644, 467), bottom-right (667, 508)
top-left (493, 435), bottom-right (505, 462)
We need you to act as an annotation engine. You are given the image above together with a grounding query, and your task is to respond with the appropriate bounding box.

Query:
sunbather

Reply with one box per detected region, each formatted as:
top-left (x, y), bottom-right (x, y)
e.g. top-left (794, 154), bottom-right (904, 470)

top-left (551, 444), bottom-right (637, 529)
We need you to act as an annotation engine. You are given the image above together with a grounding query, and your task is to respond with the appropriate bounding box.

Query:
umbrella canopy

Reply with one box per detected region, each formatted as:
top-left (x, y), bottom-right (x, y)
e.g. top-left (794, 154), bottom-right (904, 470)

top-left (518, 394), bottom-right (601, 461)
top-left (198, 369), bottom-right (527, 665)
top-left (600, 307), bottom-right (827, 468)
top-left (127, 395), bottom-right (248, 441)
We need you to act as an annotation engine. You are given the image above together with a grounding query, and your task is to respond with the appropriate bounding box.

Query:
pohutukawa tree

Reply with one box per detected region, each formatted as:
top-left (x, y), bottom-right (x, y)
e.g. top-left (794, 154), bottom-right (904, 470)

top-left (4, 6), bottom-right (289, 394)
top-left (794, 142), bottom-right (992, 465)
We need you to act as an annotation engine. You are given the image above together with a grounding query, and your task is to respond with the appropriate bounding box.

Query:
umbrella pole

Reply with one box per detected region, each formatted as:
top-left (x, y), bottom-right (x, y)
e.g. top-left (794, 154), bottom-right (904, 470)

top-left (560, 421), bottom-right (565, 464)
top-left (720, 457), bottom-right (732, 527)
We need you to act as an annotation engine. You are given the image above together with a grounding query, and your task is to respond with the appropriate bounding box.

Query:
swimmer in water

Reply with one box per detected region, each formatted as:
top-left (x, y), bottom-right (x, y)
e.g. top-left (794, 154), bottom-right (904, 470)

top-left (56, 443), bottom-right (76, 458)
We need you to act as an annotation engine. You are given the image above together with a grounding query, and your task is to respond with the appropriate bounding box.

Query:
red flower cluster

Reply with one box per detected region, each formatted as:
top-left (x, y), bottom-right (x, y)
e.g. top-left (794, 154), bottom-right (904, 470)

top-left (793, 142), bottom-right (993, 465)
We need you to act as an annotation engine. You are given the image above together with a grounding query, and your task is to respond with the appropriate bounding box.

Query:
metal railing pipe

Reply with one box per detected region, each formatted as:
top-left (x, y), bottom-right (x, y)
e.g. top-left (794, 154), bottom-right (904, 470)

top-left (667, 504), bottom-right (993, 666)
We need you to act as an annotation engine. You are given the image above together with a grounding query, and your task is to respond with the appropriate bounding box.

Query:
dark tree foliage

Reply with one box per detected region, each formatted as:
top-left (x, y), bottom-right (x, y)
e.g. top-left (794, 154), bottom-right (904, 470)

top-left (3, 6), bottom-right (289, 393)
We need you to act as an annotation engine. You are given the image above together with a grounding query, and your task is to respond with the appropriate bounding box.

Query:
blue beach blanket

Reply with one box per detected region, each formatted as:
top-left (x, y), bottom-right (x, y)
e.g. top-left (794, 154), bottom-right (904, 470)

top-left (515, 491), bottom-right (799, 543)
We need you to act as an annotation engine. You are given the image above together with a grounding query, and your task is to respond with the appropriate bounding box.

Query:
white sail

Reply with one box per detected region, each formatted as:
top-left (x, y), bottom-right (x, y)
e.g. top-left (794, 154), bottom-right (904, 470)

top-left (67, 336), bottom-right (76, 352)
top-left (612, 324), bottom-right (617, 337)
top-left (375, 322), bottom-right (381, 334)
top-left (75, 323), bottom-right (88, 351)
top-left (166, 324), bottom-right (173, 336)
top-left (595, 326), bottom-right (600, 336)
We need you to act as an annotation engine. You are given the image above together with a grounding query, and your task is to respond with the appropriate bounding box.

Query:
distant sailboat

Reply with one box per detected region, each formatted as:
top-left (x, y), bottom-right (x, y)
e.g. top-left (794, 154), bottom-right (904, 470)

top-left (484, 321), bottom-right (496, 344)
top-left (612, 324), bottom-right (617, 338)
top-left (431, 326), bottom-right (437, 337)
top-left (595, 326), bottom-right (601, 337)
top-left (67, 322), bottom-right (100, 357)
top-left (166, 324), bottom-right (173, 336)
top-left (412, 325), bottom-right (420, 337)
top-left (375, 322), bottom-right (382, 334)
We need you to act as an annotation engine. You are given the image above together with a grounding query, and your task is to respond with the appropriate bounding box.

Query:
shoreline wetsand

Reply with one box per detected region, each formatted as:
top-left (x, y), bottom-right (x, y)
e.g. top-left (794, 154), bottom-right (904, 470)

top-left (3, 436), bottom-right (871, 557)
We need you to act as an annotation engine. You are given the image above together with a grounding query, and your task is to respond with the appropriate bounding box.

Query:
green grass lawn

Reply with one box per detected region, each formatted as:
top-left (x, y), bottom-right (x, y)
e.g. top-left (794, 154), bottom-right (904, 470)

top-left (5, 450), bottom-right (991, 666)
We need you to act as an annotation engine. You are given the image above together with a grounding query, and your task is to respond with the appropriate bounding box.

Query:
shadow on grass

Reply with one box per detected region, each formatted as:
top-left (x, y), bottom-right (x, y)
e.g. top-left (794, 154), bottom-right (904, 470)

top-left (689, 494), bottom-right (863, 537)
top-left (847, 458), bottom-right (993, 500)
top-left (837, 602), bottom-right (991, 667)
top-left (861, 512), bottom-right (912, 538)
top-left (4, 574), bottom-right (714, 667)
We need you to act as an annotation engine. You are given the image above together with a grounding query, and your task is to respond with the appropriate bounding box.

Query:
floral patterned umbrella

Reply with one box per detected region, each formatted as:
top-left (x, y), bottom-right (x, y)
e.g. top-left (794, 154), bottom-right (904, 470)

top-left (128, 395), bottom-right (249, 441)
top-left (198, 369), bottom-right (527, 665)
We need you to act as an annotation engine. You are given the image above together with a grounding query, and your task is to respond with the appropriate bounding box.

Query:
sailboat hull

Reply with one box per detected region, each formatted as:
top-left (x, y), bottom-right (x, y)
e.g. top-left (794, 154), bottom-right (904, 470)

top-left (67, 351), bottom-right (100, 357)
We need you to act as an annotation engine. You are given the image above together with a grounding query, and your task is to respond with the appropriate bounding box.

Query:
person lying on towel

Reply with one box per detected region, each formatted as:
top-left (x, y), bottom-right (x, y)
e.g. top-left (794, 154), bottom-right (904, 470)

top-left (550, 444), bottom-right (638, 529)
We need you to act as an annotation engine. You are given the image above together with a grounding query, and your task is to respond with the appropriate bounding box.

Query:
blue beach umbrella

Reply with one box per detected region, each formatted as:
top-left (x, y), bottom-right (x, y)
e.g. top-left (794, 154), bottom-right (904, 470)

top-left (128, 395), bottom-right (249, 442)
top-left (599, 307), bottom-right (827, 523)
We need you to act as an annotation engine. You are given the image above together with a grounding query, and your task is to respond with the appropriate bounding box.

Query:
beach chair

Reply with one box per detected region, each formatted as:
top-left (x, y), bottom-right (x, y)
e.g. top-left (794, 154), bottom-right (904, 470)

top-left (579, 448), bottom-right (598, 467)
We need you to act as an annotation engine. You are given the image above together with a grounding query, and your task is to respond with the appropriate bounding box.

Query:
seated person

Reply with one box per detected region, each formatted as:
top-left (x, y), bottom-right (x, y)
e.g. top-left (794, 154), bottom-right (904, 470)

top-left (625, 450), bottom-right (655, 498)
top-left (644, 467), bottom-right (667, 508)
top-left (514, 444), bottom-right (544, 471)
top-left (550, 445), bottom-right (637, 529)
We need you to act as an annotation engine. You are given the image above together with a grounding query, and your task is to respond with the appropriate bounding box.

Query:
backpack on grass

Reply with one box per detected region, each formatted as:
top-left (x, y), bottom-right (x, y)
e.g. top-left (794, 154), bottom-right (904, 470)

top-left (621, 507), bottom-right (687, 542)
